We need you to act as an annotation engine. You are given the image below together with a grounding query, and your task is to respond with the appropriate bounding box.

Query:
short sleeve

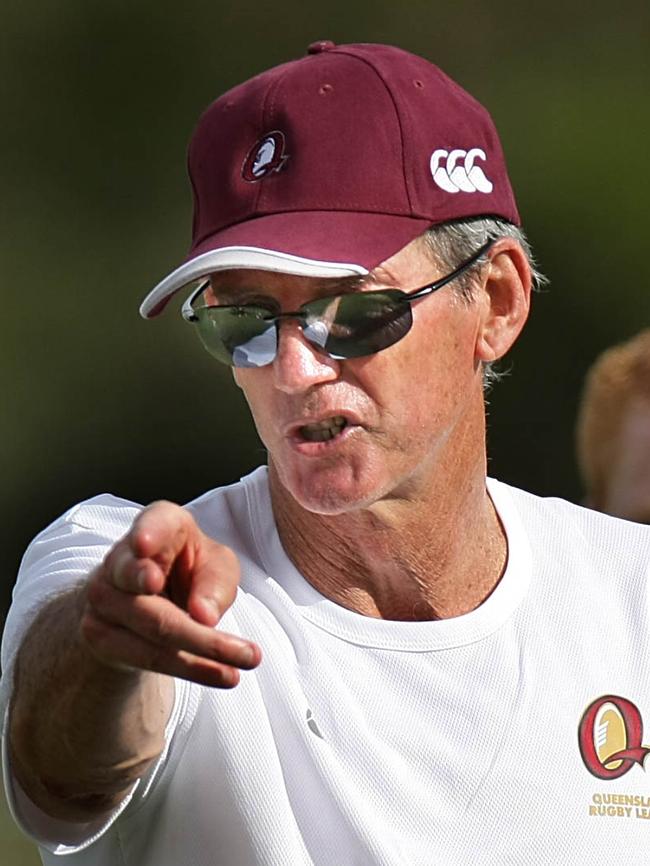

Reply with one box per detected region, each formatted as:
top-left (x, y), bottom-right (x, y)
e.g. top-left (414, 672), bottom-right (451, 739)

top-left (0, 495), bottom-right (142, 854)
top-left (1, 494), bottom-right (142, 714)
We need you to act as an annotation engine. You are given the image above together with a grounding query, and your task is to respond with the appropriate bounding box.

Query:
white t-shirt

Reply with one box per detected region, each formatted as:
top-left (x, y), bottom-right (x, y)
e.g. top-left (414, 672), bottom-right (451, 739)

top-left (2, 468), bottom-right (650, 865)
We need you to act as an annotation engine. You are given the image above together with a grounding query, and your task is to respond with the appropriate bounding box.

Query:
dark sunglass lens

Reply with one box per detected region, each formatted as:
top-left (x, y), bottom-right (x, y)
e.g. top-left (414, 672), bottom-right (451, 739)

top-left (195, 307), bottom-right (277, 367)
top-left (304, 291), bottom-right (413, 359)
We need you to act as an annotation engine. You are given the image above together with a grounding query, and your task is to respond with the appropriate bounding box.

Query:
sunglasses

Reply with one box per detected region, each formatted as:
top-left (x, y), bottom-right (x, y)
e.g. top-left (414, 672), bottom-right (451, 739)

top-left (181, 240), bottom-right (494, 368)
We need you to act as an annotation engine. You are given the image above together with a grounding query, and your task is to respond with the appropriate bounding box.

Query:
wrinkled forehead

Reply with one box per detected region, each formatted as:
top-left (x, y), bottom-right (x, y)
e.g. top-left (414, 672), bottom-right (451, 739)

top-left (208, 268), bottom-right (363, 295)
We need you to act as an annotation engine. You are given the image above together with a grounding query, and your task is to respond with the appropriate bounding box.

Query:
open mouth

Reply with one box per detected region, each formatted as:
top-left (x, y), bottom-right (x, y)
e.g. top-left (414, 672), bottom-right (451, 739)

top-left (299, 415), bottom-right (348, 442)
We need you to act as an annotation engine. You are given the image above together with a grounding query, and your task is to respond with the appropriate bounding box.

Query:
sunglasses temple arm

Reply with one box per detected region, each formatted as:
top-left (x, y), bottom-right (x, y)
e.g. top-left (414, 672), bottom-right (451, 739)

top-left (407, 240), bottom-right (495, 302)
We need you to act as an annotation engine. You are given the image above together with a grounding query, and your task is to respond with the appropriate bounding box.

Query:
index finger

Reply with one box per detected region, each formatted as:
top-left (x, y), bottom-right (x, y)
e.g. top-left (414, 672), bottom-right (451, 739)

top-left (129, 500), bottom-right (197, 568)
top-left (101, 502), bottom-right (196, 596)
top-left (121, 502), bottom-right (241, 627)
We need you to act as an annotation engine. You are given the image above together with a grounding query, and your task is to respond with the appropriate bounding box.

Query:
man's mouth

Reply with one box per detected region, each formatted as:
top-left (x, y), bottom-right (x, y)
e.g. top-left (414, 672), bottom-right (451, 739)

top-left (299, 415), bottom-right (348, 442)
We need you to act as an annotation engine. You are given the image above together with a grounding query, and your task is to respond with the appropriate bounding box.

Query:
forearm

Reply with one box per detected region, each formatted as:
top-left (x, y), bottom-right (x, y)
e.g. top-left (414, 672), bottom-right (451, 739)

top-left (6, 500), bottom-right (260, 822)
top-left (8, 586), bottom-right (173, 821)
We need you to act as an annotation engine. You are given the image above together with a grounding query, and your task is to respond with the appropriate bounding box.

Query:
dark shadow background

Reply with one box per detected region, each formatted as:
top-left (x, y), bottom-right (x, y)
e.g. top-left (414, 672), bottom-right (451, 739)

top-left (2, 4), bottom-right (650, 862)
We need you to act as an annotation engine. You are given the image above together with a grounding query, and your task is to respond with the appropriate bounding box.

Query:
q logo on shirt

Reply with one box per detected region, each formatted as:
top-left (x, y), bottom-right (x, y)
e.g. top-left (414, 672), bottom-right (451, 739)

top-left (578, 695), bottom-right (650, 780)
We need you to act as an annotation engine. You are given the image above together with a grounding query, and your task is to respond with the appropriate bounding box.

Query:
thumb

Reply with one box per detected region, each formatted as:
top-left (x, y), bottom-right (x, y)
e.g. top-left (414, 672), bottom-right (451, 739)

top-left (186, 539), bottom-right (241, 627)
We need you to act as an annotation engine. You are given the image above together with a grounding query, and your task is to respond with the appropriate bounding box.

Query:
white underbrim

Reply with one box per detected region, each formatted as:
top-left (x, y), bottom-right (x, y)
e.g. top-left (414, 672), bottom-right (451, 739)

top-left (139, 246), bottom-right (368, 319)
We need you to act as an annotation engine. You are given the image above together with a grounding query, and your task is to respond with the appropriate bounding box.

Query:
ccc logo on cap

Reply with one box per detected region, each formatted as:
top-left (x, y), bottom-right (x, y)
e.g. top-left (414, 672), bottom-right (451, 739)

top-left (430, 147), bottom-right (493, 194)
top-left (242, 131), bottom-right (289, 182)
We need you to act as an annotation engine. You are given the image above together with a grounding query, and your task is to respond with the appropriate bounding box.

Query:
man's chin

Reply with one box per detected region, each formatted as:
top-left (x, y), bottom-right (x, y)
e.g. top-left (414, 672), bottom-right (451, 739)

top-left (270, 462), bottom-right (382, 516)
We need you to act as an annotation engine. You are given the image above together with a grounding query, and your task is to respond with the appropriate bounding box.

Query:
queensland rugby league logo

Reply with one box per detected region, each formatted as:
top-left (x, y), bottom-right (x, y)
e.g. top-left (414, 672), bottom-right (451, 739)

top-left (242, 131), bottom-right (289, 182)
top-left (578, 695), bottom-right (650, 779)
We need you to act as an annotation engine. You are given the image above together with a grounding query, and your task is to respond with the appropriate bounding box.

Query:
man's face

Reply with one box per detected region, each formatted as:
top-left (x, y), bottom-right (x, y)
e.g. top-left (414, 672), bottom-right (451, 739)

top-left (210, 238), bottom-right (490, 515)
top-left (603, 399), bottom-right (650, 523)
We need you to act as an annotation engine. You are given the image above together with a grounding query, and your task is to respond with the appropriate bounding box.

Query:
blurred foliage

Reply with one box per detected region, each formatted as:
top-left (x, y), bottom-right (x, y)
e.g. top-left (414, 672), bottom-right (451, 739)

top-left (2, 0), bottom-right (650, 859)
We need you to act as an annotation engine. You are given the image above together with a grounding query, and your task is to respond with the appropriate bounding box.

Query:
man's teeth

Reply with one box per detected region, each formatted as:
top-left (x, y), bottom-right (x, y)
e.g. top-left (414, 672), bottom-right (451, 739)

top-left (300, 416), bottom-right (348, 442)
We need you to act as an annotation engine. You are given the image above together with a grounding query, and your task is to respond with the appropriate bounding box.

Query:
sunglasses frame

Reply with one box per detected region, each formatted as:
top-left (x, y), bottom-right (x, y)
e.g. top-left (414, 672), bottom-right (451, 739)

top-left (180, 239), bottom-right (495, 363)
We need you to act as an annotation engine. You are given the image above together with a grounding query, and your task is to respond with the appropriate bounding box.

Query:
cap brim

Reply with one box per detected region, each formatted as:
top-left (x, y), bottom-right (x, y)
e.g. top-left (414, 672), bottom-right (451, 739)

top-left (139, 210), bottom-right (432, 318)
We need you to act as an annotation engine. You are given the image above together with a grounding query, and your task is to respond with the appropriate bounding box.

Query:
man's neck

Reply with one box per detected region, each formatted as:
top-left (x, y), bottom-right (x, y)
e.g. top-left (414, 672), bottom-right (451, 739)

top-left (269, 456), bottom-right (507, 622)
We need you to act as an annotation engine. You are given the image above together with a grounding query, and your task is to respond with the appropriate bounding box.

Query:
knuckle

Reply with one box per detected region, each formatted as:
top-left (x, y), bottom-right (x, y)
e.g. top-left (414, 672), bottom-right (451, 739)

top-left (86, 576), bottom-right (110, 609)
top-left (148, 610), bottom-right (176, 645)
top-left (143, 645), bottom-right (172, 675)
top-left (207, 635), bottom-right (230, 663)
top-left (79, 611), bottom-right (110, 651)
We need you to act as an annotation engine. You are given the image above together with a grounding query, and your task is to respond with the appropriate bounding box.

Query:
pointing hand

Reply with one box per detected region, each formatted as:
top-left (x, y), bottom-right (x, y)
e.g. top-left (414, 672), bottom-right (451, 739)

top-left (80, 501), bottom-right (261, 688)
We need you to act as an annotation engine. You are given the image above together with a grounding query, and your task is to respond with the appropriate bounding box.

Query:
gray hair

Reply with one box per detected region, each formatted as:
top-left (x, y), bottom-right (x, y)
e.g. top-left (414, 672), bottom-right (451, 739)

top-left (422, 218), bottom-right (547, 389)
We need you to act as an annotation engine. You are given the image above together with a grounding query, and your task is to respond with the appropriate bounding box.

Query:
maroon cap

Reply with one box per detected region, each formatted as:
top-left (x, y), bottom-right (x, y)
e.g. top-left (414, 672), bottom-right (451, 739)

top-left (140, 41), bottom-right (519, 318)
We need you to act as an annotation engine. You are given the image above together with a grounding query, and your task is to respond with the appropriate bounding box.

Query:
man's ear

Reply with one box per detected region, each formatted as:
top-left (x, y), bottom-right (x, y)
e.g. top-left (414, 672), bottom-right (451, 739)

top-left (475, 240), bottom-right (532, 363)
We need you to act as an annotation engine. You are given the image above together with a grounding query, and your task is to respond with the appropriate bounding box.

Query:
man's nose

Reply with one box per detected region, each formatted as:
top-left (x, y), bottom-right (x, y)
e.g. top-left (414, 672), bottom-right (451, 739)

top-left (272, 320), bottom-right (340, 393)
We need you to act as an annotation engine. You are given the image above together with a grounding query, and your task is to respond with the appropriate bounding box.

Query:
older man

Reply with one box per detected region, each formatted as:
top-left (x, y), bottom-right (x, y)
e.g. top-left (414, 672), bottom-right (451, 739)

top-left (3, 42), bottom-right (650, 865)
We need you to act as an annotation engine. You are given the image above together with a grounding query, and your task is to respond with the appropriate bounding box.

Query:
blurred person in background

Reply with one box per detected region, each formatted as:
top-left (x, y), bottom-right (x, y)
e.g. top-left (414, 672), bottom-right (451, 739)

top-left (2, 42), bottom-right (650, 866)
top-left (576, 328), bottom-right (650, 523)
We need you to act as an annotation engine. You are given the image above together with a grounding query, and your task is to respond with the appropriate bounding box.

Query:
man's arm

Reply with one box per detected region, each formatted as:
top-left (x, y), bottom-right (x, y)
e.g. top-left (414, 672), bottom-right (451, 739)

top-left (7, 500), bottom-right (261, 822)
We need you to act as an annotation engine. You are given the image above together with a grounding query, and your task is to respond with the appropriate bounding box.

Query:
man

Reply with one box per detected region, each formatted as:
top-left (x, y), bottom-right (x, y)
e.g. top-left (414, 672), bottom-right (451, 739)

top-left (2, 42), bottom-right (650, 865)
top-left (576, 329), bottom-right (650, 523)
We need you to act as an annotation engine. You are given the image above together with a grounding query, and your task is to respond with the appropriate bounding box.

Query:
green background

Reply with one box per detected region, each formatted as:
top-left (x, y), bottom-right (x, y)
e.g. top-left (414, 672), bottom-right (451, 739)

top-left (2, 2), bottom-right (650, 861)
